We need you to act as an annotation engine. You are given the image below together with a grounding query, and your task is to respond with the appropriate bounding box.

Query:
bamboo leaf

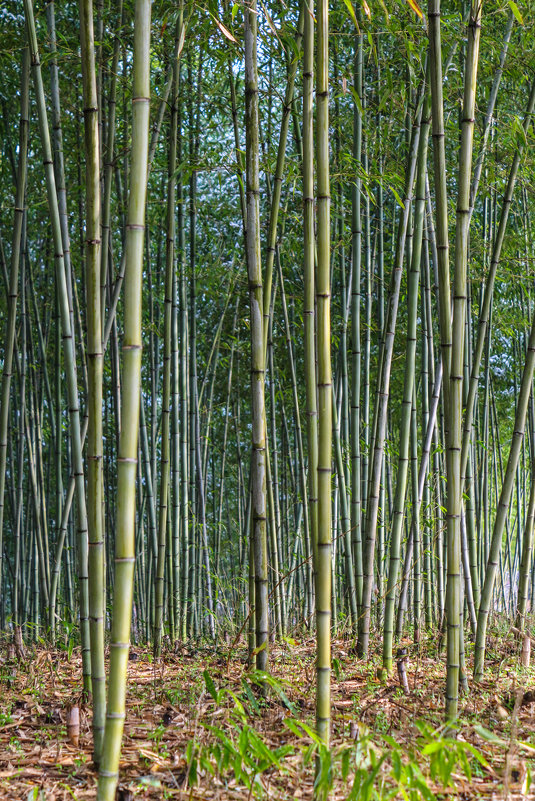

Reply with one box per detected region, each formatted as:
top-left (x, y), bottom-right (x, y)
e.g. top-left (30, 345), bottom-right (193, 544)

top-left (377, 0), bottom-right (390, 20)
top-left (349, 86), bottom-right (365, 119)
top-left (473, 724), bottom-right (503, 743)
top-left (405, 0), bottom-right (424, 18)
top-left (211, 13), bottom-right (238, 42)
top-left (508, 0), bottom-right (523, 24)
top-left (203, 670), bottom-right (219, 701)
top-left (176, 23), bottom-right (186, 60)
top-left (367, 30), bottom-right (377, 64)
top-left (389, 184), bottom-right (405, 209)
top-left (340, 0), bottom-right (361, 33)
top-left (260, 0), bottom-right (279, 36)
top-left (241, 679), bottom-right (261, 714)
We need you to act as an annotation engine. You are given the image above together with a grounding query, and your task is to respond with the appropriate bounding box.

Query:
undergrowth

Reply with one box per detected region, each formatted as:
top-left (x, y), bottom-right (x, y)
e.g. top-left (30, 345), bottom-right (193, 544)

top-left (183, 669), bottom-right (525, 800)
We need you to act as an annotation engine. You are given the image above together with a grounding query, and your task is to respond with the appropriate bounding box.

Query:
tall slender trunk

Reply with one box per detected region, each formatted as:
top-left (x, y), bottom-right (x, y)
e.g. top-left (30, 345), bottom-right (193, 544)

top-left (97, 0), bottom-right (150, 794)
top-left (303, 0), bottom-right (317, 588)
top-left (358, 85), bottom-right (424, 657)
top-left (351, 20), bottom-right (363, 610)
top-left (383, 87), bottom-right (430, 671)
top-left (79, 0), bottom-right (105, 760)
top-left (445, 0), bottom-right (481, 721)
top-left (23, 0), bottom-right (92, 693)
top-left (245, 0), bottom-right (268, 672)
top-left (154, 15), bottom-right (184, 655)
top-left (315, 0), bottom-right (331, 746)
top-left (0, 49), bottom-right (29, 628)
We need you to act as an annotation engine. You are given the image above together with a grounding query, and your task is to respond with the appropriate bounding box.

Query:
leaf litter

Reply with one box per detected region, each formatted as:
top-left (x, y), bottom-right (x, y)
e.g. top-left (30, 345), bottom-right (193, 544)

top-left (0, 630), bottom-right (534, 799)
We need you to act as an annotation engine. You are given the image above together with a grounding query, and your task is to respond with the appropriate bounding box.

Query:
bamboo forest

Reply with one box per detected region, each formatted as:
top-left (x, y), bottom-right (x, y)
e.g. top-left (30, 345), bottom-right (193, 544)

top-left (0, 0), bottom-right (534, 797)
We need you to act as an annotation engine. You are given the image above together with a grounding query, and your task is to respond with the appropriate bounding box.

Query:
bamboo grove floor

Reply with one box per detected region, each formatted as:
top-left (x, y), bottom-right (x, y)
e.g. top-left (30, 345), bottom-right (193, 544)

top-left (0, 628), bottom-right (534, 800)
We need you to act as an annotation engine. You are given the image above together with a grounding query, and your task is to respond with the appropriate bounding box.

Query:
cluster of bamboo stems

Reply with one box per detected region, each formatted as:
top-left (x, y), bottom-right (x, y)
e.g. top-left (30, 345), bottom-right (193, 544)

top-left (0, 0), bottom-right (534, 791)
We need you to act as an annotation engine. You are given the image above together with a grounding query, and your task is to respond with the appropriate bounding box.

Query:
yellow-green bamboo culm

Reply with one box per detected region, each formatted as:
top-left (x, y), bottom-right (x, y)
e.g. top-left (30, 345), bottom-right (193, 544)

top-left (315, 0), bottom-right (332, 748)
top-left (245, 0), bottom-right (268, 673)
top-left (357, 85), bottom-right (424, 658)
top-left (79, 0), bottom-right (105, 761)
top-left (23, 0), bottom-right (92, 694)
top-left (303, 0), bottom-right (318, 578)
top-left (445, 0), bottom-right (481, 721)
top-left (154, 11), bottom-right (184, 657)
top-left (97, 0), bottom-right (151, 795)
top-left (383, 85), bottom-right (431, 673)
top-left (350, 16), bottom-right (363, 611)
top-left (0, 48), bottom-right (29, 628)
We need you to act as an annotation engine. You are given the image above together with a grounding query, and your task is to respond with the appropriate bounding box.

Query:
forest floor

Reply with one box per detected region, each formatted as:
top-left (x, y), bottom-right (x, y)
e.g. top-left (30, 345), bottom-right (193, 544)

top-left (0, 626), bottom-right (534, 800)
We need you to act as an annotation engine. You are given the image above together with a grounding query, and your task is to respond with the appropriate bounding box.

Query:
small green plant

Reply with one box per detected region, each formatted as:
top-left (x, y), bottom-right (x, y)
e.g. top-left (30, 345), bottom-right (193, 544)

top-left (415, 720), bottom-right (490, 787)
top-left (58, 784), bottom-right (77, 799)
top-left (148, 722), bottom-right (170, 758)
top-left (26, 788), bottom-right (47, 801)
top-left (186, 716), bottom-right (293, 796)
top-left (374, 709), bottom-right (390, 734)
top-left (183, 671), bottom-right (296, 796)
top-left (332, 656), bottom-right (342, 681)
top-left (185, 672), bottom-right (491, 801)
top-left (9, 735), bottom-right (23, 753)
top-left (73, 753), bottom-right (88, 769)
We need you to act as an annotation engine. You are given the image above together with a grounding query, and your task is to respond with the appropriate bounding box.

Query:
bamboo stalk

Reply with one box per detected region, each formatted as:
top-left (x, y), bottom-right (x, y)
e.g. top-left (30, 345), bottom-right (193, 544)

top-left (0, 49), bottom-right (29, 628)
top-left (315, 0), bottom-right (331, 746)
top-left (97, 0), bottom-right (151, 794)
top-left (245, 0), bottom-right (268, 672)
top-left (23, 0), bottom-right (92, 693)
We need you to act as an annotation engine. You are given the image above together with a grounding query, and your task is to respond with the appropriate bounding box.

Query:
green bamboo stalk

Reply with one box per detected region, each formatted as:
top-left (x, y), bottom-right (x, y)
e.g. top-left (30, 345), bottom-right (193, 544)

top-left (216, 297), bottom-right (239, 579)
top-left (179, 164), bottom-right (189, 641)
top-left (427, 0), bottom-right (452, 415)
top-left (266, 310), bottom-right (285, 636)
top-left (186, 52), bottom-right (200, 638)
top-left (12, 257), bottom-right (27, 628)
top-left (351, 21), bottom-right (363, 609)
top-left (445, 0), bottom-right (481, 721)
top-left (277, 253), bottom-right (314, 622)
top-left (358, 84), bottom-right (424, 657)
top-left (245, 0), bottom-right (268, 672)
top-left (421, 238), bottom-right (433, 628)
top-left (411, 388), bottom-right (421, 643)
top-left (303, 0), bottom-right (317, 584)
top-left (362, 110), bottom-right (372, 569)
top-left (171, 245), bottom-right (181, 634)
top-left (97, 0), bottom-right (150, 794)
top-left (193, 372), bottom-right (216, 638)
top-left (383, 87), bottom-right (430, 671)
top-left (23, 0), bottom-right (91, 693)
top-left (154, 15), bottom-right (183, 656)
top-left (315, 0), bottom-right (331, 746)
top-left (100, 0), bottom-right (123, 323)
top-left (79, 0), bottom-right (105, 760)
top-left (45, 0), bottom-right (76, 343)
top-left (332, 390), bottom-right (358, 627)
top-left (14, 248), bottom-right (28, 628)
top-left (460, 79), bottom-right (535, 515)
top-left (139, 399), bottom-right (157, 563)
top-left (474, 311), bottom-right (535, 679)
top-left (262, 5), bottom-right (304, 354)
top-left (0, 49), bottom-right (29, 626)
top-left (49, 250), bottom-right (126, 635)
top-left (469, 10), bottom-right (514, 215)
top-left (517, 319), bottom-right (535, 635)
